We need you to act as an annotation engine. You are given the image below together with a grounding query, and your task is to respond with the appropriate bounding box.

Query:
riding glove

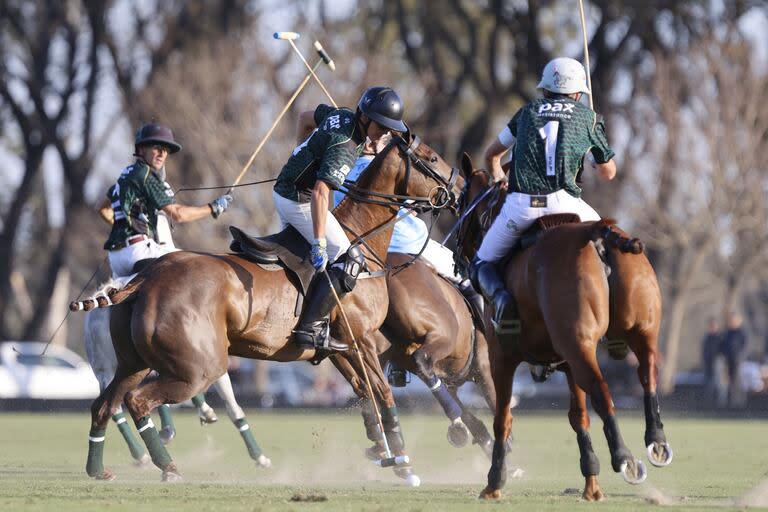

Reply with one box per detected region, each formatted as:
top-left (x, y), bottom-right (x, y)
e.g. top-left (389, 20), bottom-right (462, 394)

top-left (209, 194), bottom-right (233, 219)
top-left (310, 238), bottom-right (328, 271)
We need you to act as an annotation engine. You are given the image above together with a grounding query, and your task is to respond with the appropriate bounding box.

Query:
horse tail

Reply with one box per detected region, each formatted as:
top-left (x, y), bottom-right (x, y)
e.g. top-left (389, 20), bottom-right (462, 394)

top-left (69, 277), bottom-right (144, 312)
top-left (590, 219), bottom-right (644, 254)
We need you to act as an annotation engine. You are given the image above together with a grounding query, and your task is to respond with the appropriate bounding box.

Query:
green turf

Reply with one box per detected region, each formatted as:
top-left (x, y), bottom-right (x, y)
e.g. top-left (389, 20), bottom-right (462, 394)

top-left (0, 410), bottom-right (766, 511)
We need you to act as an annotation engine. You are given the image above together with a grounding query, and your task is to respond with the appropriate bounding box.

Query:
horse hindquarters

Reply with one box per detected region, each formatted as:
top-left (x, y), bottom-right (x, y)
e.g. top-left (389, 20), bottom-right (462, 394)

top-left (607, 249), bottom-right (671, 467)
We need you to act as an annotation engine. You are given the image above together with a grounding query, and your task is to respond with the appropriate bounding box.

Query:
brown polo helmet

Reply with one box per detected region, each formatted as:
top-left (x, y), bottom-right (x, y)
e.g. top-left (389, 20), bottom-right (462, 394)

top-left (134, 123), bottom-right (182, 153)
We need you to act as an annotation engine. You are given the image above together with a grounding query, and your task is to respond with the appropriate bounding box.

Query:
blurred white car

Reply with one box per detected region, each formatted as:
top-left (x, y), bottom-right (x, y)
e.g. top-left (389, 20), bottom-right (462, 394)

top-left (0, 342), bottom-right (100, 399)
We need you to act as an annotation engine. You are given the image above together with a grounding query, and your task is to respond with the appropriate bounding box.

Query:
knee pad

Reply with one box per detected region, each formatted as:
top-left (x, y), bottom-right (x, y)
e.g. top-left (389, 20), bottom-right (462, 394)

top-left (330, 245), bottom-right (365, 293)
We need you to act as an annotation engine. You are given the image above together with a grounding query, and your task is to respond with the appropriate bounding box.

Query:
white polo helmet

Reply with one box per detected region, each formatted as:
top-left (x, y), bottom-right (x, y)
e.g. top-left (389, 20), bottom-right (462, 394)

top-left (537, 57), bottom-right (591, 95)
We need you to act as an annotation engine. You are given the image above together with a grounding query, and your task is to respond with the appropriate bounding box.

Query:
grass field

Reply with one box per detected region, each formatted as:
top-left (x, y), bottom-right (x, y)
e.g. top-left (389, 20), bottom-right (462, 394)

top-left (1, 410), bottom-right (767, 511)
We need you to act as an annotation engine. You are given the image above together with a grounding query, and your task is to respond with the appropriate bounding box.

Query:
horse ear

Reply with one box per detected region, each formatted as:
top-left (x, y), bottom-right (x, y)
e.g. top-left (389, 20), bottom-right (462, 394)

top-left (460, 152), bottom-right (474, 179)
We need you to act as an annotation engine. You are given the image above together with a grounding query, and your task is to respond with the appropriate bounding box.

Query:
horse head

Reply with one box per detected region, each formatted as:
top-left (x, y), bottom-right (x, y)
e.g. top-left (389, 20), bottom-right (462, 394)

top-left (454, 153), bottom-right (506, 268)
top-left (346, 130), bottom-right (464, 216)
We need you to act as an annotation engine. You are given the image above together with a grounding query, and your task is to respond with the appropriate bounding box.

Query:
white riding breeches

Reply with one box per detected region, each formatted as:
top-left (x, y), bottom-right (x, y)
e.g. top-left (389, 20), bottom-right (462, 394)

top-left (108, 239), bottom-right (178, 278)
top-left (419, 239), bottom-right (461, 283)
top-left (273, 190), bottom-right (350, 263)
top-left (476, 189), bottom-right (601, 263)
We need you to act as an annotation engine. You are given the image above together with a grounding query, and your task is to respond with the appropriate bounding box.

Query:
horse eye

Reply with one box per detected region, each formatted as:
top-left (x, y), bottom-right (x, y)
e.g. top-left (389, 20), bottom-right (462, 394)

top-left (430, 156), bottom-right (438, 163)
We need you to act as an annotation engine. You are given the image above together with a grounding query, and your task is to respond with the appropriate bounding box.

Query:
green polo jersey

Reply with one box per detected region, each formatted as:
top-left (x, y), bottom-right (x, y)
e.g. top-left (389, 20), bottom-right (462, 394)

top-left (507, 97), bottom-right (614, 198)
top-left (103, 161), bottom-right (176, 250)
top-left (273, 104), bottom-right (365, 202)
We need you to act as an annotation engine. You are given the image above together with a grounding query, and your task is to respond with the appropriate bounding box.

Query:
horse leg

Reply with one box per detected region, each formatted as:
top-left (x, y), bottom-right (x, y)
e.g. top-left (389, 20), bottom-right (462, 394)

top-left (211, 372), bottom-right (271, 468)
top-left (333, 334), bottom-right (418, 486)
top-left (111, 405), bottom-right (150, 465)
top-left (191, 392), bottom-right (218, 425)
top-left (563, 365), bottom-right (604, 501)
top-left (567, 353), bottom-right (647, 485)
top-left (123, 377), bottom-right (201, 482)
top-left (479, 352), bottom-right (521, 500)
top-left (86, 367), bottom-right (148, 480)
top-left (627, 331), bottom-right (673, 467)
top-left (157, 404), bottom-right (176, 444)
top-left (410, 343), bottom-right (469, 448)
top-left (467, 333), bottom-right (514, 458)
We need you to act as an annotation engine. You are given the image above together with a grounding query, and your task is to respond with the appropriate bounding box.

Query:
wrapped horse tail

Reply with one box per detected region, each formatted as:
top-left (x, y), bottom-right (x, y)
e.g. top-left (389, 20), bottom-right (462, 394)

top-left (69, 276), bottom-right (145, 312)
top-left (590, 219), bottom-right (644, 254)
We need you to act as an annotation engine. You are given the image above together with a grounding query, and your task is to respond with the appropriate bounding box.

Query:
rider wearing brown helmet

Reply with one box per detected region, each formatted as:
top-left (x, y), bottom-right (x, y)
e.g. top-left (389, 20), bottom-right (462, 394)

top-left (272, 86), bottom-right (407, 352)
top-left (100, 122), bottom-right (233, 278)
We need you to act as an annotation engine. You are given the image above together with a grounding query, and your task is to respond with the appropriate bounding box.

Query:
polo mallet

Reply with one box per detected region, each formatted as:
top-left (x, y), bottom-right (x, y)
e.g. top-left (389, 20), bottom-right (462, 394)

top-left (577, 0), bottom-right (594, 110)
top-left (275, 32), bottom-right (338, 108)
top-left (225, 34), bottom-right (336, 194)
top-left (576, 0), bottom-right (594, 185)
top-left (321, 269), bottom-right (412, 474)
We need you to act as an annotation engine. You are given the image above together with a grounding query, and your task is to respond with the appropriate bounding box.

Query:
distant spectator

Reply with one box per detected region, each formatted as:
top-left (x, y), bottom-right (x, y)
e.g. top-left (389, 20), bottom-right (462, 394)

top-left (701, 316), bottom-right (725, 405)
top-left (722, 312), bottom-right (748, 407)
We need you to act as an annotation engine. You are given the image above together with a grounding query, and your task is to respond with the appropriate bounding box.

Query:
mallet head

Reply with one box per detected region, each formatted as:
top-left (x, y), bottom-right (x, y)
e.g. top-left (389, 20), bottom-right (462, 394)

top-left (313, 41), bottom-right (336, 71)
top-left (374, 454), bottom-right (410, 467)
top-left (273, 31), bottom-right (300, 40)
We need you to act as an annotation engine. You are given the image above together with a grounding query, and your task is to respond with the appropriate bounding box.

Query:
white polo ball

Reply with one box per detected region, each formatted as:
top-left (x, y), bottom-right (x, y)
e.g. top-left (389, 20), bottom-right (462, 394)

top-left (406, 474), bottom-right (421, 487)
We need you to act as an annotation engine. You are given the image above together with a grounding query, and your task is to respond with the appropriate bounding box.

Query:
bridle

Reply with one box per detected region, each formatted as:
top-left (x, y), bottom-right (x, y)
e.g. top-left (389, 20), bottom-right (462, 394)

top-left (451, 169), bottom-right (504, 274)
top-left (337, 132), bottom-right (461, 274)
top-left (341, 133), bottom-right (460, 213)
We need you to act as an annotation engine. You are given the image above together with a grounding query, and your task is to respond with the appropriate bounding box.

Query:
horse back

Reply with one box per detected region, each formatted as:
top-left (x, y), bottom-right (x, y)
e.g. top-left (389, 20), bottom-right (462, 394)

top-left (508, 222), bottom-right (611, 348)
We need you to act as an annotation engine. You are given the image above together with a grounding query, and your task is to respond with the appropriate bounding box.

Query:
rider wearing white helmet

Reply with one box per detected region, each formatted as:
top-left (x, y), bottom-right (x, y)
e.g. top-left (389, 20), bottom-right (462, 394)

top-left (471, 57), bottom-right (617, 332)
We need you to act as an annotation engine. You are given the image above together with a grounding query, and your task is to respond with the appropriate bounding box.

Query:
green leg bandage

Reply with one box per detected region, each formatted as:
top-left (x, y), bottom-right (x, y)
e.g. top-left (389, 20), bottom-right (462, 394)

top-left (86, 427), bottom-right (106, 477)
top-left (191, 393), bottom-right (206, 408)
top-left (157, 404), bottom-right (174, 430)
top-left (112, 411), bottom-right (146, 460)
top-left (135, 416), bottom-right (172, 469)
top-left (234, 418), bottom-right (262, 459)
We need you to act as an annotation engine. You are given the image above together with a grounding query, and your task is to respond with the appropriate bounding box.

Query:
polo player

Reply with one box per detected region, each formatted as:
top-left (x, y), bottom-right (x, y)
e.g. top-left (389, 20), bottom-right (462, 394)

top-left (100, 122), bottom-right (232, 278)
top-left (272, 86), bottom-right (408, 352)
top-left (471, 57), bottom-right (617, 332)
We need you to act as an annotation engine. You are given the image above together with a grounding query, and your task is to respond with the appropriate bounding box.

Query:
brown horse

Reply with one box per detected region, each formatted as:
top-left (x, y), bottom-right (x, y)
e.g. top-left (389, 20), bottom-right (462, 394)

top-left (80, 133), bottom-right (462, 482)
top-left (369, 253), bottom-right (502, 458)
top-left (458, 155), bottom-right (671, 501)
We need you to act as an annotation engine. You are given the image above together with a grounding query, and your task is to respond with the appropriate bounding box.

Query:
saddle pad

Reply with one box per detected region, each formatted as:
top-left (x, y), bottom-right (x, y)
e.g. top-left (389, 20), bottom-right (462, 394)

top-left (229, 225), bottom-right (315, 295)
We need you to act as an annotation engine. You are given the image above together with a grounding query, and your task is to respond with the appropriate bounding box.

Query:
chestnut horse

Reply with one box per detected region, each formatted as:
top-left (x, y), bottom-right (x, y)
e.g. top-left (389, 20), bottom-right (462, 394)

top-left (80, 133), bottom-right (462, 482)
top-left (457, 156), bottom-right (671, 501)
top-left (363, 253), bottom-right (502, 459)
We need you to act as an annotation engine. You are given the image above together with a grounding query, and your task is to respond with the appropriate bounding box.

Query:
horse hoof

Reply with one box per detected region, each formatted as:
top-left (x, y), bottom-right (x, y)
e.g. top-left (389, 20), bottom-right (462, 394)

top-left (162, 463), bottom-right (182, 482)
top-left (159, 426), bottom-right (176, 445)
top-left (133, 453), bottom-right (152, 467)
top-left (95, 468), bottom-right (116, 481)
top-left (255, 454), bottom-right (272, 468)
top-left (393, 464), bottom-right (414, 481)
top-left (619, 458), bottom-right (647, 485)
top-left (646, 442), bottom-right (673, 467)
top-left (365, 444), bottom-right (386, 461)
top-left (479, 486), bottom-right (502, 500)
top-left (447, 419), bottom-right (470, 448)
top-left (582, 488), bottom-right (605, 502)
top-left (581, 475), bottom-right (604, 501)
top-left (198, 409), bottom-right (218, 425)
top-left (162, 470), bottom-right (182, 482)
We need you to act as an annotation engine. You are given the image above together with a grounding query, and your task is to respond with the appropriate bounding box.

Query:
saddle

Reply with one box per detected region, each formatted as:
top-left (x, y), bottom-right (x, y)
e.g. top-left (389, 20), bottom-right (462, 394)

top-left (229, 226), bottom-right (315, 296)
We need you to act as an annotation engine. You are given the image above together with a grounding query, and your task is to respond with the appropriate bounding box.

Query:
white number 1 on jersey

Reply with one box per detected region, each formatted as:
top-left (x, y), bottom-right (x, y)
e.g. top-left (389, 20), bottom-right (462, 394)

top-left (538, 120), bottom-right (559, 176)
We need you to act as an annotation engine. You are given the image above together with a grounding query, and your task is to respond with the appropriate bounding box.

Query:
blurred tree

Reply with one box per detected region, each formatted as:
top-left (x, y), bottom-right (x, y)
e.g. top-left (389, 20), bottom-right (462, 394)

top-left (622, 27), bottom-right (768, 392)
top-left (359, 0), bottom-right (711, 165)
top-left (0, 0), bottom-right (257, 342)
